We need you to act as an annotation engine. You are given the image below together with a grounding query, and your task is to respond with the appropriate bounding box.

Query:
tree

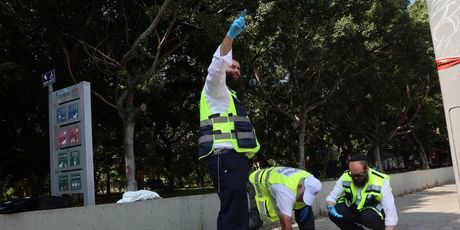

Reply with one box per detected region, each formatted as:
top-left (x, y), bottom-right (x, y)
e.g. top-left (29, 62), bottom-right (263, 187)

top-left (329, 0), bottom-right (436, 171)
top-left (246, 0), bottom-right (385, 168)
top-left (0, 0), bottom-right (53, 199)
top-left (60, 0), bottom-right (193, 190)
top-left (0, 0), bottom-right (447, 196)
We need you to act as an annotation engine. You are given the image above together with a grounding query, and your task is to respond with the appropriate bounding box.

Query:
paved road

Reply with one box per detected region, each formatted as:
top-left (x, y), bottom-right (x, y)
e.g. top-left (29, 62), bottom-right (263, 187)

top-left (267, 183), bottom-right (460, 229)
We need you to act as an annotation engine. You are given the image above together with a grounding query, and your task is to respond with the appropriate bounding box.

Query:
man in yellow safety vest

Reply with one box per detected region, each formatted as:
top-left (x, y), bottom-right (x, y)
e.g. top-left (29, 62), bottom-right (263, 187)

top-left (248, 167), bottom-right (322, 230)
top-left (198, 9), bottom-right (260, 230)
top-left (326, 154), bottom-right (398, 230)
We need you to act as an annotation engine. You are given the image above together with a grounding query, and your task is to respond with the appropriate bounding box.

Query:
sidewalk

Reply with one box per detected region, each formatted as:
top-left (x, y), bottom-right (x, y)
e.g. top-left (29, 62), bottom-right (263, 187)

top-left (391, 183), bottom-right (460, 230)
top-left (270, 183), bottom-right (460, 229)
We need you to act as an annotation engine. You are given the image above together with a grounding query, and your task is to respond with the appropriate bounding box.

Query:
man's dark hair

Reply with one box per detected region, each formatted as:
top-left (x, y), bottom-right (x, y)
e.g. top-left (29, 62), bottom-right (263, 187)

top-left (349, 153), bottom-right (369, 168)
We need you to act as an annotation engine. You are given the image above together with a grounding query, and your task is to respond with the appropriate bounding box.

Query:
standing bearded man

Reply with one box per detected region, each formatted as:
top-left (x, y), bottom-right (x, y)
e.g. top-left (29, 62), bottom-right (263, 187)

top-left (198, 9), bottom-right (260, 230)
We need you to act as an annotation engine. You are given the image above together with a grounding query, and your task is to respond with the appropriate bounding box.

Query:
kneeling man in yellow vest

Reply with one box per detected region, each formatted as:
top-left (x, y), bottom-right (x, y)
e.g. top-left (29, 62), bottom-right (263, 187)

top-left (248, 167), bottom-right (322, 230)
top-left (326, 154), bottom-right (398, 230)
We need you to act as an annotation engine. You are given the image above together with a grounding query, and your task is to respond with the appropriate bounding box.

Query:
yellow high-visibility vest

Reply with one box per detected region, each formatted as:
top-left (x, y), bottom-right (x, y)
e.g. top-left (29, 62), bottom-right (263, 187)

top-left (338, 168), bottom-right (390, 219)
top-left (198, 89), bottom-right (260, 159)
top-left (249, 167), bottom-right (311, 223)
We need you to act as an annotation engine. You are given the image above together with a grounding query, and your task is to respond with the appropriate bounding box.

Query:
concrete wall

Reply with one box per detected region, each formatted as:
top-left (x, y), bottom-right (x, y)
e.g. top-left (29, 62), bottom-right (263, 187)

top-left (0, 167), bottom-right (454, 230)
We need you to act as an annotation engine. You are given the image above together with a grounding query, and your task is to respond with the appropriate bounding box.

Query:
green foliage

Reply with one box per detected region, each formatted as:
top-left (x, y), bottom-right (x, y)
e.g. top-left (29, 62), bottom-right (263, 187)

top-left (0, 0), bottom-right (449, 197)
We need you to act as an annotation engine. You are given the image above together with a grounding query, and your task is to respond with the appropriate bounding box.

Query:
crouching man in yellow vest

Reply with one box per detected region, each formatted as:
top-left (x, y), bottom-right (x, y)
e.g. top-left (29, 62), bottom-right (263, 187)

top-left (326, 154), bottom-right (398, 230)
top-left (248, 167), bottom-right (322, 230)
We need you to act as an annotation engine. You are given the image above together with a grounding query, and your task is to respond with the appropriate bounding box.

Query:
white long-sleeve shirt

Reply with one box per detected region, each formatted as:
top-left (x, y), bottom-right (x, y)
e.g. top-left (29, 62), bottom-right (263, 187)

top-left (203, 46), bottom-right (234, 149)
top-left (326, 177), bottom-right (398, 226)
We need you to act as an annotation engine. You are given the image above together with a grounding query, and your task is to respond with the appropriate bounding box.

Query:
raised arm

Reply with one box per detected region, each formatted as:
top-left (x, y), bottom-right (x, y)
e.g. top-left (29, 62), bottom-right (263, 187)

top-left (220, 9), bottom-right (246, 56)
top-left (220, 36), bottom-right (234, 57)
top-left (204, 10), bottom-right (247, 99)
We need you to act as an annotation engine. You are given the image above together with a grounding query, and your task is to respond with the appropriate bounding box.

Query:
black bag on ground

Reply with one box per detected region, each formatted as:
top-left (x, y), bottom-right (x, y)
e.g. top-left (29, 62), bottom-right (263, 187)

top-left (38, 195), bottom-right (72, 210)
top-left (0, 195), bottom-right (72, 214)
top-left (0, 197), bottom-right (39, 214)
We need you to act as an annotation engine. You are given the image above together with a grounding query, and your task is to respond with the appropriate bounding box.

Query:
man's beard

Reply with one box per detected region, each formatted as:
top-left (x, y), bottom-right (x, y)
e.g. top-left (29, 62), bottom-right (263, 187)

top-left (226, 71), bottom-right (244, 92)
top-left (352, 173), bottom-right (369, 187)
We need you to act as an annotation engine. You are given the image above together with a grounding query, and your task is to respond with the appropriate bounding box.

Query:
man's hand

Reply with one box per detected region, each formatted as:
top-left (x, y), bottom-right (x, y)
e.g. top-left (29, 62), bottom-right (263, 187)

top-left (226, 9), bottom-right (247, 39)
top-left (327, 205), bottom-right (343, 219)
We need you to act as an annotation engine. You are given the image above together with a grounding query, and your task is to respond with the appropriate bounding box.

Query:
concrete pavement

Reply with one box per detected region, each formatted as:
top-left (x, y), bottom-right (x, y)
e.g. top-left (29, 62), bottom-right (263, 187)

top-left (268, 183), bottom-right (460, 229)
top-left (391, 183), bottom-right (460, 230)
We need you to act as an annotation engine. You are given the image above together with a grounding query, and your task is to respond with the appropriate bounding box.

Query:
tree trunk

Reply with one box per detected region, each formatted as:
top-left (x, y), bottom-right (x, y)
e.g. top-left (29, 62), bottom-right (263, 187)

top-left (298, 120), bottom-right (307, 169)
top-left (106, 165), bottom-right (111, 194)
top-left (178, 176), bottom-right (184, 188)
top-left (117, 87), bottom-right (139, 191)
top-left (373, 144), bottom-right (383, 172)
top-left (195, 169), bottom-right (205, 187)
top-left (411, 132), bottom-right (430, 169)
top-left (166, 171), bottom-right (175, 191)
top-left (123, 115), bottom-right (137, 191)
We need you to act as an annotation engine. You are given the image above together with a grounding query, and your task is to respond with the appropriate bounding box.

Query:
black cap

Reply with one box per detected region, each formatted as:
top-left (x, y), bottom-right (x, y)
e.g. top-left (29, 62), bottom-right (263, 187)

top-left (349, 153), bottom-right (368, 162)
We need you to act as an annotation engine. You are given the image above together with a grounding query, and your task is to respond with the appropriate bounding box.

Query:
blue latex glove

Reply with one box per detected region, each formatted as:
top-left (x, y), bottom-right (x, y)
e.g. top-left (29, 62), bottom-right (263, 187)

top-left (299, 206), bottom-right (309, 223)
top-left (226, 9), bottom-right (247, 39)
top-left (327, 205), bottom-right (343, 219)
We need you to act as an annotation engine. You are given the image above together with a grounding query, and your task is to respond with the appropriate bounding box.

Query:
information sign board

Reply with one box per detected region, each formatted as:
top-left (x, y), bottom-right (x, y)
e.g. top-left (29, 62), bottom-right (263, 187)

top-left (42, 69), bottom-right (56, 88)
top-left (48, 81), bottom-right (94, 206)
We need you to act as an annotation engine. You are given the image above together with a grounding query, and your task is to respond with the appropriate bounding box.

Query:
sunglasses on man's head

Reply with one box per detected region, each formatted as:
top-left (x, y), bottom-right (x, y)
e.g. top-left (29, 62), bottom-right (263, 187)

top-left (348, 171), bottom-right (367, 178)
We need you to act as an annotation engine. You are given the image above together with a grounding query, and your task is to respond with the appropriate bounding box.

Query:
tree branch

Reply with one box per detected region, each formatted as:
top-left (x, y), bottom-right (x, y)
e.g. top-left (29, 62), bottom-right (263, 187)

top-left (92, 90), bottom-right (119, 110)
top-left (254, 68), bottom-right (298, 122)
top-left (79, 39), bottom-right (121, 67)
top-left (121, 0), bottom-right (173, 65)
top-left (142, 33), bottom-right (191, 82)
top-left (151, 9), bottom-right (178, 74)
top-left (62, 46), bottom-right (78, 84)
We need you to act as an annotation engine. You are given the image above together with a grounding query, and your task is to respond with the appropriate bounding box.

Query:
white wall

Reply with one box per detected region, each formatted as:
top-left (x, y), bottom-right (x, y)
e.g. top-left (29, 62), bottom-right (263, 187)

top-left (0, 167), bottom-right (454, 230)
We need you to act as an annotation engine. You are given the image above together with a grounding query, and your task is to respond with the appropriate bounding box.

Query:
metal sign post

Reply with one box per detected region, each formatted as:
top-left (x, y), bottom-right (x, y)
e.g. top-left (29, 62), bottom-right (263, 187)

top-left (43, 70), bottom-right (57, 197)
top-left (426, 0), bottom-right (460, 206)
top-left (44, 72), bottom-right (95, 206)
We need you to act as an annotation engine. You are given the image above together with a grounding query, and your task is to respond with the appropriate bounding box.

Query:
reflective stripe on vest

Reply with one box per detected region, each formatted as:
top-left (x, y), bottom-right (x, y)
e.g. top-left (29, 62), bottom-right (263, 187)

top-left (343, 181), bottom-right (352, 187)
top-left (198, 132), bottom-right (256, 144)
top-left (366, 184), bottom-right (382, 193)
top-left (198, 88), bottom-right (260, 159)
top-left (200, 116), bottom-right (251, 126)
top-left (250, 167), bottom-right (277, 223)
top-left (249, 167), bottom-right (311, 223)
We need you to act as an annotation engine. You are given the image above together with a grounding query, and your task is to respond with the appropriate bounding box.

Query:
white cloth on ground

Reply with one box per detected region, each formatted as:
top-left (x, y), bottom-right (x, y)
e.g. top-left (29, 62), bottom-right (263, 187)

top-left (116, 190), bottom-right (162, 204)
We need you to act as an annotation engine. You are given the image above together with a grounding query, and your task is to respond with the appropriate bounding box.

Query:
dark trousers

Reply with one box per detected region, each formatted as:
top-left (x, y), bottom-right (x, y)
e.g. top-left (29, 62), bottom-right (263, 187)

top-left (248, 183), bottom-right (263, 230)
top-left (248, 183), bottom-right (315, 230)
top-left (205, 149), bottom-right (249, 230)
top-left (328, 203), bottom-right (385, 230)
top-left (295, 206), bottom-right (315, 230)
